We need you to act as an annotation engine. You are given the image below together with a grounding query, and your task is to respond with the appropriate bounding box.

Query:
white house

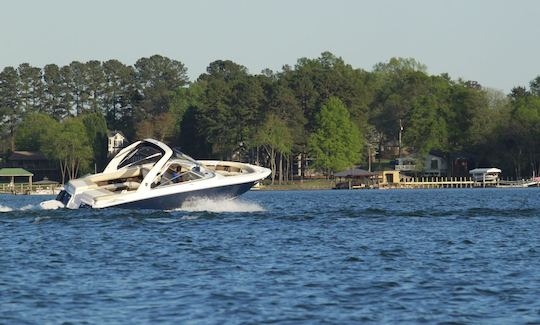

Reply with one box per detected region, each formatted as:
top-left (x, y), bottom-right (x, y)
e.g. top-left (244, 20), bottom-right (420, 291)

top-left (107, 131), bottom-right (128, 157)
top-left (423, 153), bottom-right (448, 176)
top-left (395, 152), bottom-right (448, 176)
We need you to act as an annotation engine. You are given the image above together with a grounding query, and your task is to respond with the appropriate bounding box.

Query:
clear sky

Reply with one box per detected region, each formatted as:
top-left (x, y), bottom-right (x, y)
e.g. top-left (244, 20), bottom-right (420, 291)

top-left (1, 0), bottom-right (539, 93)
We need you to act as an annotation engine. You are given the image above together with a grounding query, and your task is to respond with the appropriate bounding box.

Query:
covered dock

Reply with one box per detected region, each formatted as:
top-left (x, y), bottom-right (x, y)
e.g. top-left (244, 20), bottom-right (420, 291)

top-left (469, 167), bottom-right (502, 187)
top-left (33, 177), bottom-right (60, 194)
top-left (334, 167), bottom-right (379, 189)
top-left (0, 168), bottom-right (33, 193)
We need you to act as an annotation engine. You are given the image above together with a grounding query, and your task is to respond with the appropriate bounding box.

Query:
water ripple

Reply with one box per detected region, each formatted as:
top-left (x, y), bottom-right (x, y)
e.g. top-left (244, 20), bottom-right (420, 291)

top-left (1, 189), bottom-right (540, 323)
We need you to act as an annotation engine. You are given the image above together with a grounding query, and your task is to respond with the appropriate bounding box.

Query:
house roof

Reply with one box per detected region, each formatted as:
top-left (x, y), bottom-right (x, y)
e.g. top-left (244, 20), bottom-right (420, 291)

top-left (8, 151), bottom-right (48, 161)
top-left (107, 130), bottom-right (126, 138)
top-left (469, 168), bottom-right (502, 174)
top-left (335, 167), bottom-right (378, 178)
top-left (0, 168), bottom-right (33, 177)
top-left (34, 177), bottom-right (59, 185)
top-left (428, 150), bottom-right (446, 158)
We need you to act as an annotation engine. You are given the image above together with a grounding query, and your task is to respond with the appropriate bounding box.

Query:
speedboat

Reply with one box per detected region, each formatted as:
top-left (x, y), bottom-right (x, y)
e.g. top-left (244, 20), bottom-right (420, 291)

top-left (40, 139), bottom-right (271, 209)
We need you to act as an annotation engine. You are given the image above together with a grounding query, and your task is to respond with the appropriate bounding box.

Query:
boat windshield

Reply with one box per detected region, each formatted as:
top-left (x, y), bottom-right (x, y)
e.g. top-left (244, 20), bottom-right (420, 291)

top-left (118, 142), bottom-right (165, 169)
top-left (172, 148), bottom-right (200, 166)
top-left (150, 149), bottom-right (211, 188)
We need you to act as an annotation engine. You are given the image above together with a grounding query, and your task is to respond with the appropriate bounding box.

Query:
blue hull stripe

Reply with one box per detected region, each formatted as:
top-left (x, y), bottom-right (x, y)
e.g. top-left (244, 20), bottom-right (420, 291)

top-left (110, 181), bottom-right (256, 210)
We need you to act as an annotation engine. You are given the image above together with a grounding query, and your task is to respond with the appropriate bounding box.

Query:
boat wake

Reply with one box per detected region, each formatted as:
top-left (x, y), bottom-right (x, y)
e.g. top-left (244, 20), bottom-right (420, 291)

top-left (0, 204), bottom-right (37, 212)
top-left (175, 198), bottom-right (265, 213)
top-left (0, 198), bottom-right (264, 214)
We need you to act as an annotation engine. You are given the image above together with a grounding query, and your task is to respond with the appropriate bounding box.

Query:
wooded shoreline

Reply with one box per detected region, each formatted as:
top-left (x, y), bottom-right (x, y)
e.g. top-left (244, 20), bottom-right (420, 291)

top-left (2, 53), bottom-right (540, 184)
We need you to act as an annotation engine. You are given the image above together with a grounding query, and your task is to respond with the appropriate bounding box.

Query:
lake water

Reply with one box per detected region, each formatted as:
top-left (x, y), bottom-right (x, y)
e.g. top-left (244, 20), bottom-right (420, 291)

top-left (1, 188), bottom-right (540, 324)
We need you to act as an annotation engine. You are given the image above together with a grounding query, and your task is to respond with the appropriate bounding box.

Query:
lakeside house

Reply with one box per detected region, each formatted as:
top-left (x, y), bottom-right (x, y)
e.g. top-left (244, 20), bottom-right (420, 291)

top-left (394, 152), bottom-right (448, 177)
top-left (3, 151), bottom-right (61, 182)
top-left (107, 130), bottom-right (128, 158)
top-left (393, 151), bottom-right (476, 178)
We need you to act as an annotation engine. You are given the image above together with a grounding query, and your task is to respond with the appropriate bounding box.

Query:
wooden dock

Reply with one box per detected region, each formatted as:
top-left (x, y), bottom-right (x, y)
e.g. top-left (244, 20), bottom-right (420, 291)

top-left (387, 177), bottom-right (475, 189)
top-left (336, 173), bottom-right (540, 190)
top-left (0, 183), bottom-right (60, 195)
top-left (381, 177), bottom-right (540, 189)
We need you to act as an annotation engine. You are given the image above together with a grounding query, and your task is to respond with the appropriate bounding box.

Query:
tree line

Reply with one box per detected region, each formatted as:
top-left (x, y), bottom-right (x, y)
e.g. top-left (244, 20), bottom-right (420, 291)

top-left (1, 53), bottom-right (540, 182)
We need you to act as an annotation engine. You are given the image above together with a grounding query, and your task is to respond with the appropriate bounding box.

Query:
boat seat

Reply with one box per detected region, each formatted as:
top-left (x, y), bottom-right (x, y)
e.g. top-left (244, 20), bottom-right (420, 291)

top-left (214, 165), bottom-right (242, 174)
top-left (100, 181), bottom-right (140, 191)
top-left (87, 166), bottom-right (142, 183)
top-left (79, 188), bottom-right (116, 204)
top-left (69, 178), bottom-right (99, 191)
top-left (214, 169), bottom-right (243, 176)
top-left (79, 182), bottom-right (141, 206)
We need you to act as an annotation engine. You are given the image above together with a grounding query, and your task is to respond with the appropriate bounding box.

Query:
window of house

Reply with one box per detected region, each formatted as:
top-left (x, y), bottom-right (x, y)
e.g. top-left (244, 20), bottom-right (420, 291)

top-left (431, 159), bottom-right (438, 170)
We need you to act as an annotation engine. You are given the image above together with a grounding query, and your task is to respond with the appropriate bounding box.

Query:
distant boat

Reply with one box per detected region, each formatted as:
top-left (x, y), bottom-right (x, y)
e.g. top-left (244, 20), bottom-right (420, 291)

top-left (41, 139), bottom-right (270, 209)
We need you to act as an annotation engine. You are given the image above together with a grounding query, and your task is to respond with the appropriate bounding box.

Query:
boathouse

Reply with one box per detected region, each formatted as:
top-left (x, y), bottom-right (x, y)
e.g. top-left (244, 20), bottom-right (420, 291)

top-left (469, 168), bottom-right (501, 185)
top-left (334, 167), bottom-right (379, 189)
top-left (0, 168), bottom-right (33, 192)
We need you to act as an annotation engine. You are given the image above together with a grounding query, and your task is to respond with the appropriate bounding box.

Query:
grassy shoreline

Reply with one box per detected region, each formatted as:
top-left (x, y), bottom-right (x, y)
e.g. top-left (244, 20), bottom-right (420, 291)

top-left (257, 179), bottom-right (335, 191)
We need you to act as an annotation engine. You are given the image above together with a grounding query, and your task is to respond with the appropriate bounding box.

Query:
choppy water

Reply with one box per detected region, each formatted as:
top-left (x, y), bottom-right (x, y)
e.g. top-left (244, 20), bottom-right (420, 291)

top-left (2, 188), bottom-right (540, 324)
